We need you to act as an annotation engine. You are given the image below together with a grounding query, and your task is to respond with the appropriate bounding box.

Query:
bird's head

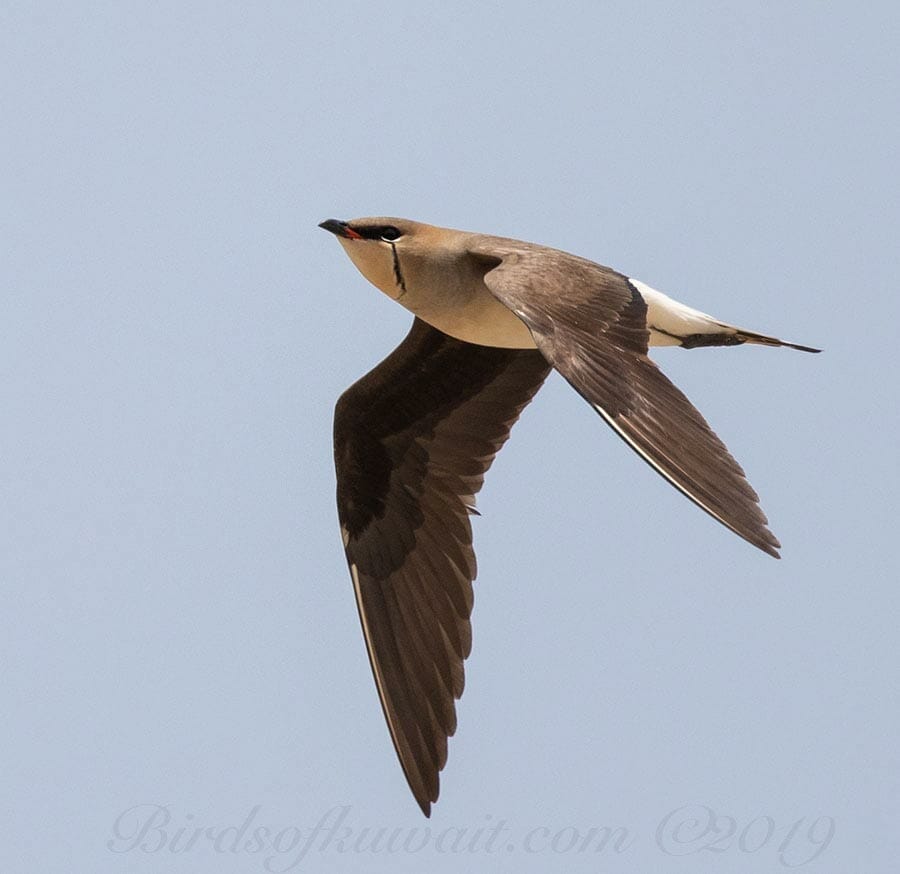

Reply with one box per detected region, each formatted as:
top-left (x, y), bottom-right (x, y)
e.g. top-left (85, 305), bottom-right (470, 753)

top-left (319, 216), bottom-right (456, 301)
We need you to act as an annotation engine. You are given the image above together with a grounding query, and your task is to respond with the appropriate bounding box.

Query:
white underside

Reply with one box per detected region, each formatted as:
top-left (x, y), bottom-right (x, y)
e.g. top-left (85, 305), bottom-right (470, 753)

top-left (630, 278), bottom-right (734, 347)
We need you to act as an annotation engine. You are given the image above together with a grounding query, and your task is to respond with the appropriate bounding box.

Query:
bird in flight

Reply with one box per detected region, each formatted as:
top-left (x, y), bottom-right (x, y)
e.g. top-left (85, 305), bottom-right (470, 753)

top-left (320, 216), bottom-right (818, 816)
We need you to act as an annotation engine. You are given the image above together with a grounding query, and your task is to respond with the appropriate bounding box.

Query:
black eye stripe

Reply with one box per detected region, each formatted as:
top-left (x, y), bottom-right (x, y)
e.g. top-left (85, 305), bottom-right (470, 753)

top-left (350, 225), bottom-right (402, 241)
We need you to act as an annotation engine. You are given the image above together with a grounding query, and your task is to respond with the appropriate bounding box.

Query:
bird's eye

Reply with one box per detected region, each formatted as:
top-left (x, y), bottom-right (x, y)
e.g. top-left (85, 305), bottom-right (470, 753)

top-left (380, 227), bottom-right (402, 242)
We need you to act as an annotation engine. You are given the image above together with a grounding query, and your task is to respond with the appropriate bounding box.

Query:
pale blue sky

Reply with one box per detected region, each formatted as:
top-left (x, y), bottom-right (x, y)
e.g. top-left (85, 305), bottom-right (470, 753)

top-left (3, 2), bottom-right (898, 872)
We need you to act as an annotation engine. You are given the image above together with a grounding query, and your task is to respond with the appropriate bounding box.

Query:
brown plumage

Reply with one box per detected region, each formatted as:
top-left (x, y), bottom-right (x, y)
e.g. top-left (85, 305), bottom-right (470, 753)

top-left (321, 216), bottom-right (818, 815)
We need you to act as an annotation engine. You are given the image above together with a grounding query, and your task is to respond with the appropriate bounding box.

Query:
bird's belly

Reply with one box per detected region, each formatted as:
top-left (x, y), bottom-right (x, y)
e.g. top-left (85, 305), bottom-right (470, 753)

top-left (408, 290), bottom-right (538, 350)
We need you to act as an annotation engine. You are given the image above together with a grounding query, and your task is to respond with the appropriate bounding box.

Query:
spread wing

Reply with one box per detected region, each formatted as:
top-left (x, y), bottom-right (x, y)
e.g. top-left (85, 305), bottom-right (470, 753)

top-left (334, 317), bottom-right (550, 815)
top-left (468, 238), bottom-right (781, 557)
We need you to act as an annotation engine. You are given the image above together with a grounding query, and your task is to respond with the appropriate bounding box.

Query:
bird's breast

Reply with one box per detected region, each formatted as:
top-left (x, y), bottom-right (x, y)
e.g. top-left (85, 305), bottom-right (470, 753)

top-left (407, 284), bottom-right (538, 350)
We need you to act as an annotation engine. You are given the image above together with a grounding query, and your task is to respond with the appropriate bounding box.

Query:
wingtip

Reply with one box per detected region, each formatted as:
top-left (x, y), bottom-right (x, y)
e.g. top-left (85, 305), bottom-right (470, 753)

top-left (756, 534), bottom-right (781, 559)
top-left (742, 537), bottom-right (780, 558)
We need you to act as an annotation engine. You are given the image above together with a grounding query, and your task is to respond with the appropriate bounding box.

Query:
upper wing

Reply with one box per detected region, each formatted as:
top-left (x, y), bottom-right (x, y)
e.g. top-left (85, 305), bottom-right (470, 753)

top-left (468, 238), bottom-right (781, 557)
top-left (334, 317), bottom-right (550, 815)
